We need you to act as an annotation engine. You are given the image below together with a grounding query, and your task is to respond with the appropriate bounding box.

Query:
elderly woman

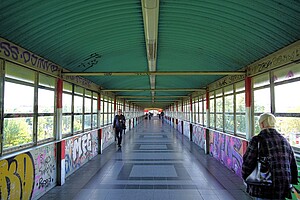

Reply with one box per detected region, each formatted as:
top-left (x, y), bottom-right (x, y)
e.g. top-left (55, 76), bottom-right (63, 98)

top-left (242, 113), bottom-right (298, 200)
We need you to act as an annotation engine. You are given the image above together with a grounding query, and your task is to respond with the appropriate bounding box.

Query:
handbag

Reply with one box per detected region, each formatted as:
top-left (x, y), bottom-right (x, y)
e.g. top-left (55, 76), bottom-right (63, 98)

top-left (245, 141), bottom-right (272, 186)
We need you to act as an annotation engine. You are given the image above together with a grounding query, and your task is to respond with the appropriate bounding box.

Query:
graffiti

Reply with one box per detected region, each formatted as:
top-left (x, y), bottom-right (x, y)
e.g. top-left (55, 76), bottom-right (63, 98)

top-left (77, 53), bottom-right (101, 71)
top-left (248, 47), bottom-right (300, 76)
top-left (210, 74), bottom-right (245, 90)
top-left (102, 126), bottom-right (114, 150)
top-left (192, 125), bottom-right (206, 149)
top-left (209, 131), bottom-right (246, 177)
top-left (63, 75), bottom-right (92, 88)
top-left (32, 145), bottom-right (56, 197)
top-left (65, 131), bottom-right (98, 176)
top-left (183, 121), bottom-right (190, 139)
top-left (0, 153), bottom-right (34, 200)
top-left (177, 120), bottom-right (182, 134)
top-left (0, 39), bottom-right (60, 74)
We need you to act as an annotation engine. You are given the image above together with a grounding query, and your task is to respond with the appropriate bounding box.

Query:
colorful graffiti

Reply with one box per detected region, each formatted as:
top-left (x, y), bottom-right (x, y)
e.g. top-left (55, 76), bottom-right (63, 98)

top-left (209, 130), bottom-right (247, 177)
top-left (0, 153), bottom-right (34, 200)
top-left (177, 120), bottom-right (182, 134)
top-left (192, 125), bottom-right (206, 150)
top-left (65, 131), bottom-right (98, 177)
top-left (32, 145), bottom-right (56, 198)
top-left (0, 144), bottom-right (57, 200)
top-left (102, 126), bottom-right (114, 150)
top-left (183, 121), bottom-right (190, 139)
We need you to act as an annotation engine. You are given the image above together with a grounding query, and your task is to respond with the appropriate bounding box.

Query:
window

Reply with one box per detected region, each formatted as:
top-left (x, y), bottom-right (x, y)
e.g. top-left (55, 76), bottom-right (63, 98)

top-left (273, 65), bottom-right (300, 148)
top-left (3, 62), bottom-right (55, 152)
top-left (224, 85), bottom-right (234, 133)
top-left (37, 74), bottom-right (55, 142)
top-left (253, 73), bottom-right (270, 134)
top-left (215, 89), bottom-right (223, 130)
top-left (62, 82), bottom-right (72, 135)
top-left (92, 93), bottom-right (98, 128)
top-left (73, 86), bottom-right (83, 133)
top-left (235, 81), bottom-right (246, 135)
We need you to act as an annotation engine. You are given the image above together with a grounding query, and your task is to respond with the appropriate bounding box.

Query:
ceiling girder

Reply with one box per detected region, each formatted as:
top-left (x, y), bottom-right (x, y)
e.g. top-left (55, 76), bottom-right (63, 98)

top-left (117, 95), bottom-right (186, 98)
top-left (101, 88), bottom-right (205, 92)
top-left (62, 71), bottom-right (245, 76)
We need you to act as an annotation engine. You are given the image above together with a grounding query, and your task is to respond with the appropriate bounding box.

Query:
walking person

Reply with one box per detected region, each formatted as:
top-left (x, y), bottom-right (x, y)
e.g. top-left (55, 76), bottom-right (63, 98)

top-left (242, 113), bottom-right (298, 199)
top-left (161, 111), bottom-right (164, 123)
top-left (113, 109), bottom-right (126, 148)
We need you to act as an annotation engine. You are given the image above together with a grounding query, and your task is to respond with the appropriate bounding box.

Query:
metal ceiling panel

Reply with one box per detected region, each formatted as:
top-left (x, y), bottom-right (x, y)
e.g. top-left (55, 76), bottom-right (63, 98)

top-left (1, 0), bottom-right (300, 108)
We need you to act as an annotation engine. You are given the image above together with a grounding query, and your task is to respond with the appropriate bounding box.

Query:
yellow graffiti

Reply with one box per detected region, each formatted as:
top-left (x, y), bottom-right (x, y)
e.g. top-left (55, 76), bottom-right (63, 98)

top-left (0, 153), bottom-right (34, 200)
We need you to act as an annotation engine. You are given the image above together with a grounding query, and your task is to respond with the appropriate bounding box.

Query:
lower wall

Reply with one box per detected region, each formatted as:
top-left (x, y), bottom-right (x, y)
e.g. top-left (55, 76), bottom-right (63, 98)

top-left (183, 121), bottom-right (190, 140)
top-left (65, 130), bottom-right (99, 178)
top-left (209, 130), bottom-right (247, 178)
top-left (192, 125), bottom-right (206, 150)
top-left (101, 125), bottom-right (115, 151)
top-left (0, 144), bottom-right (57, 200)
top-left (177, 120), bottom-right (183, 134)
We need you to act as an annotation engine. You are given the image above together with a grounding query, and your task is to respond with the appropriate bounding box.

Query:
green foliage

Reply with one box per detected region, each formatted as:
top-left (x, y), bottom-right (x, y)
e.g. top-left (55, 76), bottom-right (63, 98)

top-left (3, 118), bottom-right (32, 147)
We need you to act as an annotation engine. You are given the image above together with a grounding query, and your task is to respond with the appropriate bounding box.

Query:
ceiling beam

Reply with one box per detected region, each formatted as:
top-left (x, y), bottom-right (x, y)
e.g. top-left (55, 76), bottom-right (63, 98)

top-left (62, 71), bottom-right (245, 76)
top-left (101, 88), bottom-right (205, 92)
top-left (117, 95), bottom-right (186, 98)
top-left (127, 99), bottom-right (180, 102)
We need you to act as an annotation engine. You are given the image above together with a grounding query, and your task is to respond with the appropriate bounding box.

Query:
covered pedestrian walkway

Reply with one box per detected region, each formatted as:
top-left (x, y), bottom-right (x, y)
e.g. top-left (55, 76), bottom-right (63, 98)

top-left (40, 117), bottom-right (251, 200)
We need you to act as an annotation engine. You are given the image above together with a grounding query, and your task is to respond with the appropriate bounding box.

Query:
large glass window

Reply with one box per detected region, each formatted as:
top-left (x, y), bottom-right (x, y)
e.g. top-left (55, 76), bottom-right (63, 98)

top-left (62, 82), bottom-right (72, 135)
top-left (273, 65), bottom-right (300, 148)
top-left (4, 82), bottom-right (34, 149)
top-left (253, 73), bottom-right (271, 134)
top-left (37, 74), bottom-right (55, 142)
top-left (224, 85), bottom-right (234, 133)
top-left (3, 62), bottom-right (55, 152)
top-left (215, 89), bottom-right (223, 130)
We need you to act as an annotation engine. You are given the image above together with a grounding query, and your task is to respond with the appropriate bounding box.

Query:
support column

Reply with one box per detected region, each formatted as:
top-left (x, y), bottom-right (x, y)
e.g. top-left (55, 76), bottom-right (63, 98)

top-left (56, 78), bottom-right (65, 185)
top-left (57, 140), bottom-right (66, 185)
top-left (205, 90), bottom-right (210, 154)
top-left (114, 96), bottom-right (117, 114)
top-left (98, 93), bottom-right (102, 154)
top-left (190, 96), bottom-right (193, 141)
top-left (0, 59), bottom-right (4, 156)
top-left (56, 79), bottom-right (63, 140)
top-left (245, 76), bottom-right (253, 140)
top-left (206, 90), bottom-right (210, 127)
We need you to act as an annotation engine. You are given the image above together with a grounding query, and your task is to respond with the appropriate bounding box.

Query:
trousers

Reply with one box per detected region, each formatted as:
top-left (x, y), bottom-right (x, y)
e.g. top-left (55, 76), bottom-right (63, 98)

top-left (115, 128), bottom-right (123, 146)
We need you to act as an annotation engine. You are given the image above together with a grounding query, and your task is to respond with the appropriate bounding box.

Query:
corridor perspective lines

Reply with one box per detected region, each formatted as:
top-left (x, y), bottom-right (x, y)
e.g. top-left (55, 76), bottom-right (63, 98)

top-left (40, 117), bottom-right (251, 200)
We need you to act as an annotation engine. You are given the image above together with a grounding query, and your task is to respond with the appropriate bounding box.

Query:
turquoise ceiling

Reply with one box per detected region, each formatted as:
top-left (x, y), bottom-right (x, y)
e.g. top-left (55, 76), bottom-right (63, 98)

top-left (1, 0), bottom-right (300, 108)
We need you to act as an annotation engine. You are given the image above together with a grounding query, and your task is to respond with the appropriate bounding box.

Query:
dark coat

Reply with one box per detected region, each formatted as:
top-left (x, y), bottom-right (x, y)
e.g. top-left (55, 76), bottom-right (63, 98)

top-left (242, 128), bottom-right (298, 199)
top-left (113, 114), bottom-right (126, 130)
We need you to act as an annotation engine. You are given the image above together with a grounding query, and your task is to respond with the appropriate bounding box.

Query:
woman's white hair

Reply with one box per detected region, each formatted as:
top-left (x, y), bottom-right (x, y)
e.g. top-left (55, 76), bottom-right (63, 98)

top-left (259, 113), bottom-right (276, 128)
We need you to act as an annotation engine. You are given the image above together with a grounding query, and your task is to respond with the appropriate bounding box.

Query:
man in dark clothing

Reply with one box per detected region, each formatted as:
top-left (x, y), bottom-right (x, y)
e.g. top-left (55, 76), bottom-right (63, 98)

top-left (161, 111), bottom-right (164, 123)
top-left (113, 109), bottom-right (126, 147)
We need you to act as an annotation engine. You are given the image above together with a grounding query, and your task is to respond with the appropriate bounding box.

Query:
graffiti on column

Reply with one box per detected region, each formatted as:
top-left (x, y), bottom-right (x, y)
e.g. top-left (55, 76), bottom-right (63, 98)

top-left (0, 153), bottom-right (34, 200)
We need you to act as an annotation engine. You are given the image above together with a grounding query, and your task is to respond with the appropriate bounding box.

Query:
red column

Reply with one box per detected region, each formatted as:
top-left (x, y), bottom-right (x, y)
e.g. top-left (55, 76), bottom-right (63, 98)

top-left (245, 77), bottom-right (252, 140)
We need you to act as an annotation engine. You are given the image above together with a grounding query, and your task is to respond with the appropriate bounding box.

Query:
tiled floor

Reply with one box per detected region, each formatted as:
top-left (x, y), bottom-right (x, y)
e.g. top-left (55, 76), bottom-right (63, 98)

top-left (40, 117), bottom-right (252, 200)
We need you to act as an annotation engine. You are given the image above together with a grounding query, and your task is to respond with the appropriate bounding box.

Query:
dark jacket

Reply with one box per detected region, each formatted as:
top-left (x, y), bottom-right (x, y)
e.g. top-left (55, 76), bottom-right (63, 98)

top-left (113, 114), bottom-right (126, 130)
top-left (242, 128), bottom-right (298, 199)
